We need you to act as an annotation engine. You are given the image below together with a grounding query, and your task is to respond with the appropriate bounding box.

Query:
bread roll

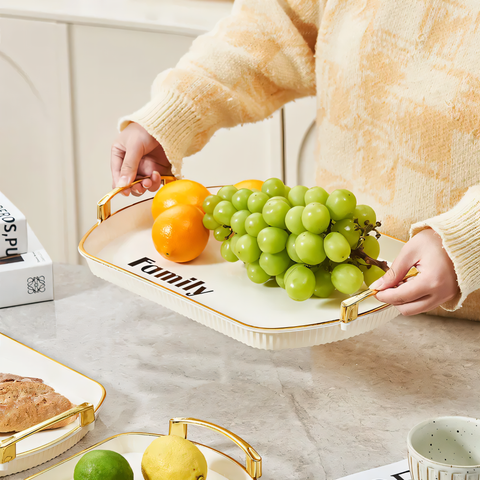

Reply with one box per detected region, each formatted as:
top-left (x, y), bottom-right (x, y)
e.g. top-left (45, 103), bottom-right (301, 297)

top-left (0, 373), bottom-right (77, 433)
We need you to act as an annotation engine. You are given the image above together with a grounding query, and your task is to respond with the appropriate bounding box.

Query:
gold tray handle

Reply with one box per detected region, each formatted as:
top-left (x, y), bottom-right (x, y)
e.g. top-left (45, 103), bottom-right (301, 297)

top-left (169, 417), bottom-right (262, 479)
top-left (0, 402), bottom-right (95, 465)
top-left (340, 267), bottom-right (419, 329)
top-left (97, 176), bottom-right (176, 223)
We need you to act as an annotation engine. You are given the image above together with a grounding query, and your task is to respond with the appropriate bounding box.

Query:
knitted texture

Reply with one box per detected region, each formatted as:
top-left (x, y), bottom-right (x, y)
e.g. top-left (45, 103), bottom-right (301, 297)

top-left (120, 0), bottom-right (318, 176)
top-left (411, 186), bottom-right (480, 311)
top-left (120, 0), bottom-right (480, 320)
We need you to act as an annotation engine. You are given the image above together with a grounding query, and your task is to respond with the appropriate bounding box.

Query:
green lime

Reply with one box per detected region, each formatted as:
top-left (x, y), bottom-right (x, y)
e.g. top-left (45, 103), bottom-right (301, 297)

top-left (73, 450), bottom-right (133, 480)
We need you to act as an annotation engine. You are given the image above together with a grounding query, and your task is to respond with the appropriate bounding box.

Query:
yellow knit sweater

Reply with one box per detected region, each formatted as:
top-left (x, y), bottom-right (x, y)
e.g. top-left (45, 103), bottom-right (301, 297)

top-left (120, 0), bottom-right (480, 321)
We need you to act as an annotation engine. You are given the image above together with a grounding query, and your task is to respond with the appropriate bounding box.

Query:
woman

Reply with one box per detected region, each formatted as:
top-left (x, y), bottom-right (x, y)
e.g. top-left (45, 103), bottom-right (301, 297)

top-left (110, 0), bottom-right (480, 320)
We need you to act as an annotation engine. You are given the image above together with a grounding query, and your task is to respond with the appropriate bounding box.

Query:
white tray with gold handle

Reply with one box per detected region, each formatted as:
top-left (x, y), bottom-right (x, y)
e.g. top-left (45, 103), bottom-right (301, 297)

top-left (0, 332), bottom-right (106, 476)
top-left (26, 417), bottom-right (262, 480)
top-left (79, 179), bottom-right (413, 350)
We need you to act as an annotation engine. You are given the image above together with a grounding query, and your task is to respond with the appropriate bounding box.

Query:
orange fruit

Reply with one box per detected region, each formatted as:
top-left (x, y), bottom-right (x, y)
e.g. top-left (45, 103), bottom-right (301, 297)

top-left (234, 179), bottom-right (264, 191)
top-left (151, 179), bottom-right (210, 220)
top-left (152, 204), bottom-right (209, 263)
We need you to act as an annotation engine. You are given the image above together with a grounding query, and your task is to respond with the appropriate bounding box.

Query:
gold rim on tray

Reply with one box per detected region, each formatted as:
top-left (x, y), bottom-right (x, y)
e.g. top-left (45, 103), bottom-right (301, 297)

top-left (79, 177), bottom-right (417, 333)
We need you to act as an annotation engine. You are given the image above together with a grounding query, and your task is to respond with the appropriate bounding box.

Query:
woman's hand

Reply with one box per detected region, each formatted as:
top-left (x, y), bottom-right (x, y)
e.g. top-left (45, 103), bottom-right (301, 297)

top-left (370, 229), bottom-right (459, 315)
top-left (111, 122), bottom-right (172, 196)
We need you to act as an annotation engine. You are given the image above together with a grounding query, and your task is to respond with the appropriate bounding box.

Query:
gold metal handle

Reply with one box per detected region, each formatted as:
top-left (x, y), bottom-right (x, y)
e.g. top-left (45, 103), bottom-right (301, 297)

top-left (0, 402), bottom-right (95, 464)
top-left (340, 267), bottom-right (419, 324)
top-left (169, 417), bottom-right (262, 479)
top-left (97, 176), bottom-right (176, 223)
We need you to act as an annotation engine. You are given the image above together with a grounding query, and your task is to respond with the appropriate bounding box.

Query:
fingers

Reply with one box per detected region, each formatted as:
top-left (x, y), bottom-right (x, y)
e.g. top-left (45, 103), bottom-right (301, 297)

top-left (376, 273), bottom-right (447, 316)
top-left (110, 124), bottom-right (167, 197)
top-left (142, 178), bottom-right (153, 189)
top-left (128, 177), bottom-right (149, 196)
top-left (117, 145), bottom-right (144, 195)
top-left (375, 276), bottom-right (427, 305)
top-left (370, 245), bottom-right (418, 291)
top-left (111, 144), bottom-right (126, 188)
top-left (394, 295), bottom-right (439, 316)
top-left (124, 172), bottom-right (162, 196)
top-left (131, 189), bottom-right (144, 197)
top-left (131, 171), bottom-right (161, 196)
top-left (147, 171), bottom-right (162, 192)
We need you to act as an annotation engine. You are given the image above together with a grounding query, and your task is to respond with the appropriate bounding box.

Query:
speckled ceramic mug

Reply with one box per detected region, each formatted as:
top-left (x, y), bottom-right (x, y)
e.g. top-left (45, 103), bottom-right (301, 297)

top-left (407, 416), bottom-right (480, 480)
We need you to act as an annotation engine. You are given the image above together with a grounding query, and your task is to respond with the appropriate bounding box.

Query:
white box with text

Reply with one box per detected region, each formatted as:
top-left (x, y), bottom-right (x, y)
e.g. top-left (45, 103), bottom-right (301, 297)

top-left (0, 191), bottom-right (28, 257)
top-left (0, 226), bottom-right (53, 308)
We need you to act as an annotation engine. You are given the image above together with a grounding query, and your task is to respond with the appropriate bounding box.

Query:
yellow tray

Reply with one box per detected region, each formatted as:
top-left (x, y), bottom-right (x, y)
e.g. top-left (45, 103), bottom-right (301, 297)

top-left (26, 418), bottom-right (262, 480)
top-left (0, 333), bottom-right (105, 476)
top-left (79, 180), bottom-right (411, 350)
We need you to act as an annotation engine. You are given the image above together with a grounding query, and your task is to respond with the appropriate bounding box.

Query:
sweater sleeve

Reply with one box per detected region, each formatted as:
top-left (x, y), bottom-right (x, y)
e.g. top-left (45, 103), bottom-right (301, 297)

top-left (410, 185), bottom-right (480, 311)
top-left (119, 0), bottom-right (319, 177)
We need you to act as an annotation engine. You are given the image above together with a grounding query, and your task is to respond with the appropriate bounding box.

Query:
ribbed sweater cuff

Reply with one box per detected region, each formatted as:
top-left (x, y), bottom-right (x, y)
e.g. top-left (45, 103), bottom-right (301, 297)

top-left (118, 90), bottom-right (203, 178)
top-left (410, 185), bottom-right (480, 311)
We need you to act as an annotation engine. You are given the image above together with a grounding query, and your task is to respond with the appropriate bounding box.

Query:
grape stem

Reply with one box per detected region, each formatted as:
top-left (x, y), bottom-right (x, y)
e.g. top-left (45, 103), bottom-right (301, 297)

top-left (351, 218), bottom-right (390, 272)
top-left (350, 247), bottom-right (390, 272)
top-left (354, 219), bottom-right (382, 236)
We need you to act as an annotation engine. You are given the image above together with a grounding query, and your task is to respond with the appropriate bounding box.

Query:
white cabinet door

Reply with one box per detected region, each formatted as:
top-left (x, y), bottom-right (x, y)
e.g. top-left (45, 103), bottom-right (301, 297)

top-left (284, 97), bottom-right (317, 187)
top-left (71, 25), bottom-right (283, 242)
top-left (70, 25), bottom-right (193, 242)
top-left (183, 112), bottom-right (283, 188)
top-left (0, 17), bottom-right (77, 263)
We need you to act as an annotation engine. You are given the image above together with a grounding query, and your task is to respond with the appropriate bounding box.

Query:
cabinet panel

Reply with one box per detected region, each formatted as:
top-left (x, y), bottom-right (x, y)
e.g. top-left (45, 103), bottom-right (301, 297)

top-left (70, 25), bottom-right (193, 241)
top-left (284, 97), bottom-right (317, 187)
top-left (182, 112), bottom-right (283, 187)
top-left (71, 25), bottom-right (283, 243)
top-left (0, 16), bottom-right (76, 263)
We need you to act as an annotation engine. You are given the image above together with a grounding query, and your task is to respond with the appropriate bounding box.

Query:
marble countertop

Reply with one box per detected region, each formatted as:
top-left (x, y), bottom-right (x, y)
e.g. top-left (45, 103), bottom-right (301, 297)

top-left (0, 0), bottom-right (233, 36)
top-left (1, 263), bottom-right (479, 480)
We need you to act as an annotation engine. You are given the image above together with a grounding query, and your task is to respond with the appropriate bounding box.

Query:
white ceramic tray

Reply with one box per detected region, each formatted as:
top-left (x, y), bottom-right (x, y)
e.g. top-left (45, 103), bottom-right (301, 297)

top-left (79, 182), bottom-right (407, 350)
top-left (0, 332), bottom-right (106, 476)
top-left (26, 417), bottom-right (262, 479)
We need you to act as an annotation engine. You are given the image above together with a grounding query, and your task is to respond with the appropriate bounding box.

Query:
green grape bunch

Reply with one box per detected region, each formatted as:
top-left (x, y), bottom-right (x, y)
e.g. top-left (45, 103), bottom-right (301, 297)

top-left (202, 178), bottom-right (388, 302)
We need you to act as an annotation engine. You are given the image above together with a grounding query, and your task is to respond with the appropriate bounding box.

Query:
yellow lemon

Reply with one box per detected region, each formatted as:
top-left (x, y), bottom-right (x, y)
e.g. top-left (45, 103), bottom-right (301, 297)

top-left (141, 435), bottom-right (208, 480)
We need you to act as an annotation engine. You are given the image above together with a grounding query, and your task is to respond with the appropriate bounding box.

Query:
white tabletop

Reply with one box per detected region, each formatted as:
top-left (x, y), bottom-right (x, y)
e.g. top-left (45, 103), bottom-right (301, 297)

top-left (1, 263), bottom-right (479, 480)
